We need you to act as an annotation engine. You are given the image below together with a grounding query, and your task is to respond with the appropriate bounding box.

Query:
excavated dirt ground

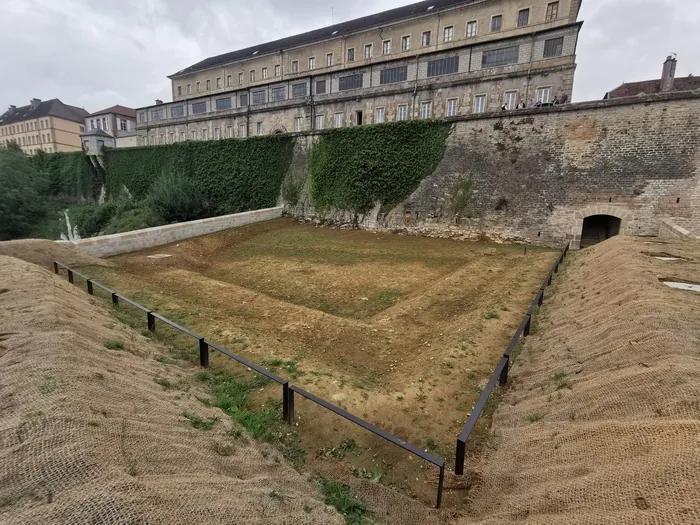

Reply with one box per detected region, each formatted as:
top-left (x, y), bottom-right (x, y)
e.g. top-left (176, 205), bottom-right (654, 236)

top-left (71, 218), bottom-right (558, 504)
top-left (1, 231), bottom-right (698, 524)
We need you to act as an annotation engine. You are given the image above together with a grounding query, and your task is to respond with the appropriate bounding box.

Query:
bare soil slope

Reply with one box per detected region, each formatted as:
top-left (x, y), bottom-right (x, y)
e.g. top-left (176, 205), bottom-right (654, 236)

top-left (460, 237), bottom-right (700, 524)
top-left (0, 239), bottom-right (112, 269)
top-left (0, 255), bottom-right (342, 524)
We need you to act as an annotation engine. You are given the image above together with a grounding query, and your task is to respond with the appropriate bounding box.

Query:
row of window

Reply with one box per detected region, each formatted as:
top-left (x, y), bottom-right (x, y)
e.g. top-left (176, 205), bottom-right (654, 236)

top-left (88, 117), bottom-right (131, 132)
top-left (159, 38), bottom-right (565, 122)
top-left (1, 118), bottom-right (51, 136)
top-left (3, 133), bottom-right (53, 146)
top-left (149, 86), bottom-right (555, 146)
top-left (175, 2), bottom-right (563, 96)
top-left (0, 139), bottom-right (53, 153)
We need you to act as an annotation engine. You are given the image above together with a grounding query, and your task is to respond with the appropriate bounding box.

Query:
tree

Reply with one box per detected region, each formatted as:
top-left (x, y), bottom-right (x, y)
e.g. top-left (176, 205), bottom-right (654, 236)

top-left (0, 149), bottom-right (48, 240)
top-left (6, 140), bottom-right (21, 152)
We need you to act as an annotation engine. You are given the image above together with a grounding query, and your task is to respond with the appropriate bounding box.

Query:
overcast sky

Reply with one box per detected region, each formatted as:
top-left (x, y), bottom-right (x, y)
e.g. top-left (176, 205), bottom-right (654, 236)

top-left (1, 0), bottom-right (699, 113)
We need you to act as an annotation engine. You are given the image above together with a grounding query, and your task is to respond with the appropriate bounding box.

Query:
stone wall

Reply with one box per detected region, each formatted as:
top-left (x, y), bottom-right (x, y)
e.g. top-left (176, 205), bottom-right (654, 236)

top-left (288, 91), bottom-right (700, 248)
top-left (71, 207), bottom-right (283, 257)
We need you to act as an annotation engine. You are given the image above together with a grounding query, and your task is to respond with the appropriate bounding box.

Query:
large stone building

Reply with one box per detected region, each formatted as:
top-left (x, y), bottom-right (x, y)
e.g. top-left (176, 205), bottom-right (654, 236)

top-left (136, 0), bottom-right (583, 143)
top-left (0, 98), bottom-right (88, 154)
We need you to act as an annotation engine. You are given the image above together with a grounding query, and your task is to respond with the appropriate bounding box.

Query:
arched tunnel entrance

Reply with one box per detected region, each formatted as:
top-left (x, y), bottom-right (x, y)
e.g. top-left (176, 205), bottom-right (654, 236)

top-left (580, 215), bottom-right (622, 248)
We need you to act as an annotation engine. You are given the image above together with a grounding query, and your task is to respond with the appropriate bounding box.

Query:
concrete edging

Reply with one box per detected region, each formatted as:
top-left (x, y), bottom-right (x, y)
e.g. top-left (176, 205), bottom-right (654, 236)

top-left (67, 206), bottom-right (284, 257)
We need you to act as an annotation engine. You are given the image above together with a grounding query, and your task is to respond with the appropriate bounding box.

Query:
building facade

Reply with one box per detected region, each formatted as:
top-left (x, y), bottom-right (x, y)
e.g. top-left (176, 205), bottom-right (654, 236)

top-left (0, 98), bottom-right (88, 154)
top-left (136, 0), bottom-right (583, 143)
top-left (81, 105), bottom-right (144, 153)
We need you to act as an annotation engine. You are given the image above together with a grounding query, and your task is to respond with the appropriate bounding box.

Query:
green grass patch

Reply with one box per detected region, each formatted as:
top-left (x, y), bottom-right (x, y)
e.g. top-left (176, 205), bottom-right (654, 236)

top-left (526, 412), bottom-right (545, 423)
top-left (319, 478), bottom-right (367, 525)
top-left (104, 340), bottom-right (124, 350)
top-left (196, 370), bottom-right (280, 441)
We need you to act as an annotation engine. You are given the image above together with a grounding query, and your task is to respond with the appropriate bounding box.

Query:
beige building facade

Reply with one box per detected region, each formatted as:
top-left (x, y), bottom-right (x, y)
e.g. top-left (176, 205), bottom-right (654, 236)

top-left (0, 98), bottom-right (88, 154)
top-left (137, 0), bottom-right (583, 143)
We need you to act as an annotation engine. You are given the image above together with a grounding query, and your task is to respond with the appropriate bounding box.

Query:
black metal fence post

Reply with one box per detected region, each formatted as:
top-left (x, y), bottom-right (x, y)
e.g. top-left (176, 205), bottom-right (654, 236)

top-left (147, 311), bottom-right (155, 332)
top-left (53, 261), bottom-right (59, 274)
top-left (455, 439), bottom-right (466, 475)
top-left (87, 280), bottom-right (94, 295)
top-left (524, 314), bottom-right (532, 336)
top-left (283, 382), bottom-right (290, 422)
top-left (287, 389), bottom-right (295, 424)
top-left (499, 356), bottom-right (509, 386)
top-left (111, 292), bottom-right (119, 306)
top-left (199, 338), bottom-right (209, 368)
top-left (437, 463), bottom-right (445, 509)
top-left (67, 269), bottom-right (74, 284)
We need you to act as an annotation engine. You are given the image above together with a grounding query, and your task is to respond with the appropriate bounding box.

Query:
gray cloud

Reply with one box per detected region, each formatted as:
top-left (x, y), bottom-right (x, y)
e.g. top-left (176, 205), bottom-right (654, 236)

top-left (1, 0), bottom-right (698, 113)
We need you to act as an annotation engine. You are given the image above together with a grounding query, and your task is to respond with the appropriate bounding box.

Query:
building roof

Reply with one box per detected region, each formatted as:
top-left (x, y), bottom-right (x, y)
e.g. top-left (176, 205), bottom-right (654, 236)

top-left (0, 99), bottom-right (89, 126)
top-left (88, 105), bottom-right (137, 119)
top-left (605, 76), bottom-right (700, 99)
top-left (169, 0), bottom-right (479, 78)
top-left (80, 128), bottom-right (112, 138)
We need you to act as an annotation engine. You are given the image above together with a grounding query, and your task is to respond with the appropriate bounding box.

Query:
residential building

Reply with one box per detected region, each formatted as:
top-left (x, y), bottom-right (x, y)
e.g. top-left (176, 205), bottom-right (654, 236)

top-left (604, 55), bottom-right (700, 99)
top-left (136, 0), bottom-right (583, 142)
top-left (81, 104), bottom-right (144, 153)
top-left (0, 98), bottom-right (88, 154)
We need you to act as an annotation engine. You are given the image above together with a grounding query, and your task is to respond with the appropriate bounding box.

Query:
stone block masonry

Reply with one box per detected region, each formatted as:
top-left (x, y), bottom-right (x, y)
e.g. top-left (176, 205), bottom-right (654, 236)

top-left (289, 91), bottom-right (700, 248)
top-left (70, 207), bottom-right (283, 257)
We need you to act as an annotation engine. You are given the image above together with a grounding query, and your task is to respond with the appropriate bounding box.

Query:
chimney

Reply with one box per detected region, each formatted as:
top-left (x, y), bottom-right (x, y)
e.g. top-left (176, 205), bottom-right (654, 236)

top-left (9, 105), bottom-right (16, 110)
top-left (30, 98), bottom-right (41, 109)
top-left (661, 55), bottom-right (677, 92)
top-left (155, 99), bottom-right (163, 105)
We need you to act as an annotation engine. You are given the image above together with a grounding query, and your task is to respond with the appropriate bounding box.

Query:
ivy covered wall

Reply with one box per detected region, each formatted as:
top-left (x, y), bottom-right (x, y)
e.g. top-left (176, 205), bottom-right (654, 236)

top-left (104, 136), bottom-right (295, 214)
top-left (32, 151), bottom-right (103, 201)
top-left (307, 120), bottom-right (452, 214)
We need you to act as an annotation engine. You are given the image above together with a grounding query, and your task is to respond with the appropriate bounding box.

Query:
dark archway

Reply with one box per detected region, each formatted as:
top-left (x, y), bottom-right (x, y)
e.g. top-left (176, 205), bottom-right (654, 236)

top-left (581, 215), bottom-right (622, 248)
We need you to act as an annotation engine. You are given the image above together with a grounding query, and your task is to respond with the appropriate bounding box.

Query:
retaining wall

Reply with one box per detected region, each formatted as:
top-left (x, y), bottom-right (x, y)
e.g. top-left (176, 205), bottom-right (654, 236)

top-left (70, 207), bottom-right (283, 257)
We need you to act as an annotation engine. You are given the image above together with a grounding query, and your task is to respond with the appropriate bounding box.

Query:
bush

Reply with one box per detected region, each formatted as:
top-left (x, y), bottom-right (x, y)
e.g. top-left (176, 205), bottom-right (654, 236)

top-left (0, 149), bottom-right (48, 240)
top-left (150, 171), bottom-right (210, 223)
top-left (76, 201), bottom-right (120, 237)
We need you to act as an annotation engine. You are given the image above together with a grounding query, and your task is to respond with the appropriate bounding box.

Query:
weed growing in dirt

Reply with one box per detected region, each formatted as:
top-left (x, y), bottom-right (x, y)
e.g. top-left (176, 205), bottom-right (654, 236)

top-left (196, 370), bottom-right (279, 440)
top-left (324, 438), bottom-right (359, 459)
top-left (526, 412), bottom-right (544, 423)
top-left (260, 358), bottom-right (303, 380)
top-left (39, 376), bottom-right (57, 394)
top-left (154, 376), bottom-right (187, 391)
top-left (319, 478), bottom-right (367, 525)
top-left (552, 372), bottom-right (572, 391)
top-left (183, 412), bottom-right (218, 430)
top-left (484, 311), bottom-right (500, 320)
top-left (104, 340), bottom-right (124, 350)
top-left (425, 437), bottom-right (438, 451)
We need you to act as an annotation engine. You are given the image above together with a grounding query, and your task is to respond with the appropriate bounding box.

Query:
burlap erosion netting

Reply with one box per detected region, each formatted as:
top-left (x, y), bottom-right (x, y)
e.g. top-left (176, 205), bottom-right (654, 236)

top-left (452, 237), bottom-right (700, 524)
top-left (0, 255), bottom-right (344, 524)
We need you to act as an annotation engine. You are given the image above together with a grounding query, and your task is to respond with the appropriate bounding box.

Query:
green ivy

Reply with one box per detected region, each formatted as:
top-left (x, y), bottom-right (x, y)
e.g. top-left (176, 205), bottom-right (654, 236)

top-left (308, 120), bottom-right (452, 214)
top-left (32, 151), bottom-right (103, 201)
top-left (104, 136), bottom-right (295, 214)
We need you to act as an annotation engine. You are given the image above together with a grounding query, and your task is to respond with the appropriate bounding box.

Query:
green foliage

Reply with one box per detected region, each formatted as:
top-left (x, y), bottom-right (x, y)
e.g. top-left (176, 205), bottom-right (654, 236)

top-left (308, 120), bottom-right (452, 214)
top-left (150, 171), bottom-right (210, 223)
top-left (75, 199), bottom-right (164, 238)
top-left (451, 177), bottom-right (474, 216)
top-left (183, 412), bottom-right (218, 430)
top-left (104, 340), bottom-right (124, 350)
top-left (104, 136), bottom-right (295, 214)
top-left (33, 150), bottom-right (102, 200)
top-left (319, 478), bottom-right (367, 525)
top-left (281, 171), bottom-right (305, 207)
top-left (196, 370), bottom-right (280, 441)
top-left (0, 149), bottom-right (48, 240)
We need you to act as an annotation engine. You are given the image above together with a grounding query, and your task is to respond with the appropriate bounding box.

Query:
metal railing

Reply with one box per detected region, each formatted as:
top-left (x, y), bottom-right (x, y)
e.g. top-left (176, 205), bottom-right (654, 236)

top-left (454, 244), bottom-right (568, 475)
top-left (53, 260), bottom-right (446, 508)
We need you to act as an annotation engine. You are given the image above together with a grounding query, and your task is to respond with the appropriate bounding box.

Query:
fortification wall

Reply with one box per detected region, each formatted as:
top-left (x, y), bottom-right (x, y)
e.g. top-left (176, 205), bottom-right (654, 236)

top-left (288, 92), bottom-right (700, 248)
